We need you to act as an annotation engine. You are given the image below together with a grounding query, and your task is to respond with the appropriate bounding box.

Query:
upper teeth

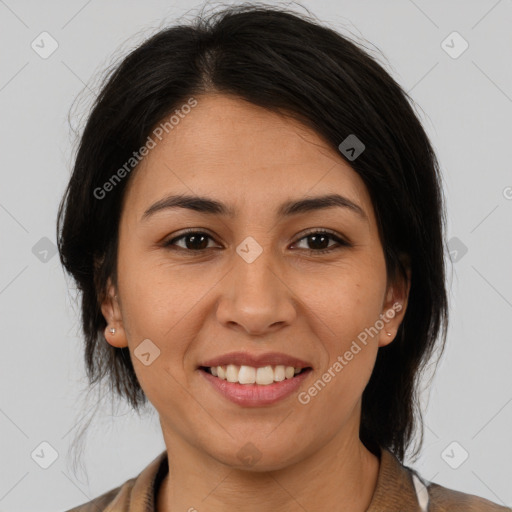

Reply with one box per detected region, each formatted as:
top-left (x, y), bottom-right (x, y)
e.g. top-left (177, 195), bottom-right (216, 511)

top-left (209, 365), bottom-right (303, 385)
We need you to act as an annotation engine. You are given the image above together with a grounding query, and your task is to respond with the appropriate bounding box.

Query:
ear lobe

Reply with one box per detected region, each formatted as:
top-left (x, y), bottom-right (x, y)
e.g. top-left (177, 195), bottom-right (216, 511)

top-left (378, 255), bottom-right (411, 347)
top-left (100, 278), bottom-right (128, 348)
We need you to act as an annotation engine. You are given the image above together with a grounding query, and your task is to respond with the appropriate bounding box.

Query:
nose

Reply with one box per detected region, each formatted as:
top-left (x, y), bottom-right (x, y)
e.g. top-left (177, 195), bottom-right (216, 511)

top-left (215, 247), bottom-right (297, 336)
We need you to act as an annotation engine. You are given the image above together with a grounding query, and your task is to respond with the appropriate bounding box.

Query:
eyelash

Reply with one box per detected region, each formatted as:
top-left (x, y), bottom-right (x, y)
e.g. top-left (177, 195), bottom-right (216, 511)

top-left (162, 228), bottom-right (351, 255)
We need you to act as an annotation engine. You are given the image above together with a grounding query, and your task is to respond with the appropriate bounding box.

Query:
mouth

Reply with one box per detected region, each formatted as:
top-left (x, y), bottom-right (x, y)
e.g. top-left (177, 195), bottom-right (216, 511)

top-left (198, 351), bottom-right (313, 381)
top-left (198, 363), bottom-right (313, 407)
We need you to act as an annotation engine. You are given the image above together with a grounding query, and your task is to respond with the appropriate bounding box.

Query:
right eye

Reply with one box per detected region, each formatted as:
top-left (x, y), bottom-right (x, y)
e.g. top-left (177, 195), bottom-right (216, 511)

top-left (163, 230), bottom-right (219, 252)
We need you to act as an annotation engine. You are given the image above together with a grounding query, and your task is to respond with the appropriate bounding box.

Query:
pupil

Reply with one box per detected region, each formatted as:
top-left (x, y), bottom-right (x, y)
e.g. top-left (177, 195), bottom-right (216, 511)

top-left (186, 234), bottom-right (208, 250)
top-left (309, 234), bottom-right (328, 250)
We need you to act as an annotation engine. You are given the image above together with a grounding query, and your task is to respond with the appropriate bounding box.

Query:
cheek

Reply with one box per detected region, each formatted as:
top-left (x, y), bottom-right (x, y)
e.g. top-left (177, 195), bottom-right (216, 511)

top-left (304, 259), bottom-right (386, 396)
top-left (115, 250), bottom-right (193, 396)
top-left (301, 291), bottom-right (382, 423)
top-left (331, 286), bottom-right (385, 344)
top-left (310, 257), bottom-right (387, 340)
top-left (117, 245), bottom-right (198, 335)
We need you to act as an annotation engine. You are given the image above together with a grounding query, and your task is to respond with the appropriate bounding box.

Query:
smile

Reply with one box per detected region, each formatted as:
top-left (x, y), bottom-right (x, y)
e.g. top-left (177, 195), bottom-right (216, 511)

top-left (199, 365), bottom-right (313, 407)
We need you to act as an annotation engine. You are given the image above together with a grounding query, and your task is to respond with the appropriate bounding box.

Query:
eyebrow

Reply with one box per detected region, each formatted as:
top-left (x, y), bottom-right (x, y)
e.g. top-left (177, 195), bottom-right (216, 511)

top-left (141, 193), bottom-right (367, 222)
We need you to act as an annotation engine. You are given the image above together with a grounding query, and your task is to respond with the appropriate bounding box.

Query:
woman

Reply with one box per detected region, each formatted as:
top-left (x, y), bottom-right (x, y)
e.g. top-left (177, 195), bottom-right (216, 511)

top-left (58, 3), bottom-right (510, 511)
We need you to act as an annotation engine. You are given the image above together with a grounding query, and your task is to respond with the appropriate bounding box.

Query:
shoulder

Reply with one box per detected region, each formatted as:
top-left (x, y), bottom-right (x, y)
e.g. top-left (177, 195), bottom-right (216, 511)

top-left (63, 478), bottom-right (135, 511)
top-left (426, 480), bottom-right (511, 511)
top-left (368, 447), bottom-right (510, 511)
top-left (378, 447), bottom-right (509, 511)
top-left (63, 450), bottom-right (168, 512)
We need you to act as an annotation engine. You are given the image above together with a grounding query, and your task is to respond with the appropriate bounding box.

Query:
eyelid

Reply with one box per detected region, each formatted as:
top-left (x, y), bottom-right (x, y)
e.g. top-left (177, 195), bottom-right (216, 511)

top-left (164, 228), bottom-right (218, 248)
top-left (296, 227), bottom-right (349, 242)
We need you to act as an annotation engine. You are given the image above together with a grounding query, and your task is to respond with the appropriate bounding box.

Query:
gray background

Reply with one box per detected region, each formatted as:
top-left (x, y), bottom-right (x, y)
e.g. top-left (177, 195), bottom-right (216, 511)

top-left (0, 0), bottom-right (511, 510)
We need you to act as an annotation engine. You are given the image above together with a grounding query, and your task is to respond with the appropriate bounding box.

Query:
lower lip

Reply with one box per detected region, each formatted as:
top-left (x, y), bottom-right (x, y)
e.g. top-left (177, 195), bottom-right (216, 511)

top-left (199, 368), bottom-right (312, 407)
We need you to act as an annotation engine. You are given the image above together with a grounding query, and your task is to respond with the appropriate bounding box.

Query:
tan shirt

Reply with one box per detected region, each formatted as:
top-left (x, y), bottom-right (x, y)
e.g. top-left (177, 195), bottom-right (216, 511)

top-left (65, 447), bottom-right (510, 511)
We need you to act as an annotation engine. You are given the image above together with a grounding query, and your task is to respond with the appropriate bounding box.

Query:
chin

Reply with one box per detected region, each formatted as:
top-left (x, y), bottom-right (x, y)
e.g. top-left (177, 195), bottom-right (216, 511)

top-left (207, 438), bottom-right (306, 472)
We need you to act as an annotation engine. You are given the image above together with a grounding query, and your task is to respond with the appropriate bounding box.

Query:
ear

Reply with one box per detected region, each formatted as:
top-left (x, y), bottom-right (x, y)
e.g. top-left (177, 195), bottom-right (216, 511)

top-left (100, 277), bottom-right (128, 348)
top-left (378, 254), bottom-right (411, 348)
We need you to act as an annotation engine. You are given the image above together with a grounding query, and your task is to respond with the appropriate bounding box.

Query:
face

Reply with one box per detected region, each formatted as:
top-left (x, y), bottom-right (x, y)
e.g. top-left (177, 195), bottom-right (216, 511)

top-left (101, 93), bottom-right (409, 470)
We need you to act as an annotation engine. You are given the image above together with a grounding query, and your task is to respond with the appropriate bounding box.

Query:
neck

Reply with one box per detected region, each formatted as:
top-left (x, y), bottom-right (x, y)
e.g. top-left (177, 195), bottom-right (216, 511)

top-left (156, 425), bottom-right (380, 512)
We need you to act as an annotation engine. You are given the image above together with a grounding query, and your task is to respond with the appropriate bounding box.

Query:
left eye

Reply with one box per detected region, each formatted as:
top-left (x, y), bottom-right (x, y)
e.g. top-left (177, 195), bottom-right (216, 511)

top-left (292, 231), bottom-right (349, 254)
top-left (163, 230), bottom-right (349, 254)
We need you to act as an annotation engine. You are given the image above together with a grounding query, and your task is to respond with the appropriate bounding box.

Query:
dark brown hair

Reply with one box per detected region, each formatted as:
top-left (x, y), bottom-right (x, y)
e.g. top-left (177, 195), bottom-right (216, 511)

top-left (57, 1), bottom-right (448, 464)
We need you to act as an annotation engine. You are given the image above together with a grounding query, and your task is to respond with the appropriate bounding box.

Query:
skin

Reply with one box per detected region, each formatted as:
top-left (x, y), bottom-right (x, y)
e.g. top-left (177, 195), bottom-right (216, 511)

top-left (101, 93), bottom-right (410, 512)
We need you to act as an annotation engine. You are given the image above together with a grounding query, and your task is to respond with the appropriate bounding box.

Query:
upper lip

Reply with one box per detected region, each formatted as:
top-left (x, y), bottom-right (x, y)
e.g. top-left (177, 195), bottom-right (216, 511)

top-left (199, 351), bottom-right (313, 369)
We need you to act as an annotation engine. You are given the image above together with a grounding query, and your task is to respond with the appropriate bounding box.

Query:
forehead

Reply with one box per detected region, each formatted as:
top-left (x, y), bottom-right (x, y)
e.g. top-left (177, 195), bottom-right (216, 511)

top-left (122, 94), bottom-right (373, 221)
